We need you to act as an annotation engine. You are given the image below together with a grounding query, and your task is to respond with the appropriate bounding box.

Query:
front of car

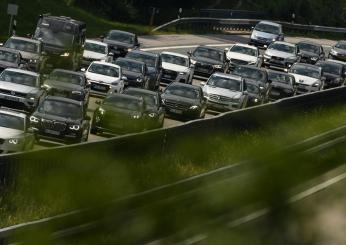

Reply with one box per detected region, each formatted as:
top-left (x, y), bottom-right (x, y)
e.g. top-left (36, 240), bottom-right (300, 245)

top-left (263, 41), bottom-right (298, 71)
top-left (226, 43), bottom-right (259, 71)
top-left (202, 73), bottom-right (247, 112)
top-left (316, 61), bottom-right (344, 88)
top-left (160, 52), bottom-right (192, 85)
top-left (329, 40), bottom-right (346, 61)
top-left (249, 21), bottom-right (283, 48)
top-left (268, 71), bottom-right (296, 101)
top-left (0, 48), bottom-right (21, 73)
top-left (82, 39), bottom-right (109, 67)
top-left (114, 58), bottom-right (146, 88)
top-left (289, 63), bottom-right (323, 94)
top-left (297, 42), bottom-right (322, 64)
top-left (85, 61), bottom-right (124, 96)
top-left (103, 30), bottom-right (138, 58)
top-left (245, 81), bottom-right (264, 107)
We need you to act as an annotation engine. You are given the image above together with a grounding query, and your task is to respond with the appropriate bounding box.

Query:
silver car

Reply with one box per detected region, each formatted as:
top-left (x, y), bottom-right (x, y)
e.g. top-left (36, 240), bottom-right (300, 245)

top-left (0, 108), bottom-right (35, 154)
top-left (263, 41), bottom-right (299, 71)
top-left (249, 21), bottom-right (284, 48)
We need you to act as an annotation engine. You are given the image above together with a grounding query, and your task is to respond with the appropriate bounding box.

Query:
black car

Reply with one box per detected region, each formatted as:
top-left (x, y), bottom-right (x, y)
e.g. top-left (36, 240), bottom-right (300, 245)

top-left (102, 30), bottom-right (140, 58)
top-left (316, 61), bottom-right (345, 88)
top-left (267, 70), bottom-right (296, 101)
top-left (161, 82), bottom-right (207, 120)
top-left (43, 69), bottom-right (90, 106)
top-left (245, 81), bottom-right (266, 107)
top-left (189, 46), bottom-right (228, 78)
top-left (123, 88), bottom-right (165, 129)
top-left (30, 96), bottom-right (90, 144)
top-left (0, 47), bottom-right (25, 73)
top-left (91, 94), bottom-right (148, 135)
top-left (126, 50), bottom-right (162, 90)
top-left (114, 58), bottom-right (150, 89)
top-left (297, 41), bottom-right (325, 64)
top-left (329, 40), bottom-right (346, 61)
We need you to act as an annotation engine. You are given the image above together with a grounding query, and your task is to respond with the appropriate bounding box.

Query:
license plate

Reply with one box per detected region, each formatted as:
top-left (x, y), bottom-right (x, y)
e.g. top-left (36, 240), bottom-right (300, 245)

top-left (170, 109), bottom-right (183, 114)
top-left (271, 91), bottom-right (280, 96)
top-left (4, 96), bottom-right (20, 102)
top-left (93, 84), bottom-right (108, 91)
top-left (45, 129), bottom-right (60, 136)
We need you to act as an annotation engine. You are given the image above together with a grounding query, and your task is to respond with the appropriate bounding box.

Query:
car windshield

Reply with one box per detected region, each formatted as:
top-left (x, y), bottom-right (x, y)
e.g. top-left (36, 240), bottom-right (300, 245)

top-left (35, 27), bottom-right (74, 47)
top-left (246, 83), bottom-right (260, 94)
top-left (165, 85), bottom-right (200, 99)
top-left (207, 75), bottom-right (242, 91)
top-left (38, 100), bottom-right (82, 120)
top-left (84, 42), bottom-right (106, 54)
top-left (0, 50), bottom-right (18, 63)
top-left (291, 65), bottom-right (321, 79)
top-left (125, 90), bottom-right (157, 106)
top-left (106, 31), bottom-right (134, 45)
top-left (161, 54), bottom-right (188, 67)
top-left (335, 42), bottom-right (346, 50)
top-left (269, 43), bottom-right (295, 54)
top-left (88, 63), bottom-right (120, 77)
top-left (0, 70), bottom-right (38, 87)
top-left (230, 45), bottom-right (257, 57)
top-left (104, 96), bottom-right (142, 111)
top-left (318, 63), bottom-right (342, 75)
top-left (233, 66), bottom-right (264, 81)
top-left (115, 59), bottom-right (143, 73)
top-left (49, 71), bottom-right (84, 85)
top-left (193, 47), bottom-right (223, 61)
top-left (0, 113), bottom-right (24, 131)
top-left (268, 72), bottom-right (294, 85)
top-left (298, 43), bottom-right (319, 54)
top-left (255, 23), bottom-right (280, 34)
top-left (5, 39), bottom-right (39, 53)
top-left (126, 53), bottom-right (156, 67)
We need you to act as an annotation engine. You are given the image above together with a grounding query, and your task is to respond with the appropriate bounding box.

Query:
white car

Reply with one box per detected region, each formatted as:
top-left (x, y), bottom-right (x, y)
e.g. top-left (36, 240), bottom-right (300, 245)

top-left (160, 52), bottom-right (193, 85)
top-left (226, 43), bottom-right (260, 70)
top-left (84, 61), bottom-right (124, 96)
top-left (263, 41), bottom-right (299, 71)
top-left (82, 39), bottom-right (110, 67)
top-left (289, 63), bottom-right (324, 94)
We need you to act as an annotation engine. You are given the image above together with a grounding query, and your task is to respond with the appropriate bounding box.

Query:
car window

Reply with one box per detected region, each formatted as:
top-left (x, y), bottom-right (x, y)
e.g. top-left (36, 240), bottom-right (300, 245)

top-left (317, 63), bottom-right (342, 75)
top-left (50, 71), bottom-right (84, 85)
top-left (291, 65), bottom-right (320, 79)
top-left (268, 72), bottom-right (294, 85)
top-left (115, 59), bottom-right (143, 73)
top-left (126, 53), bottom-right (157, 67)
top-left (165, 85), bottom-right (200, 99)
top-left (298, 43), bottom-right (320, 54)
top-left (38, 100), bottom-right (82, 120)
top-left (84, 42), bottom-right (107, 54)
top-left (5, 39), bottom-right (39, 53)
top-left (0, 50), bottom-right (19, 63)
top-left (269, 43), bottom-right (295, 54)
top-left (233, 66), bottom-right (264, 81)
top-left (161, 54), bottom-right (188, 67)
top-left (124, 90), bottom-right (157, 106)
top-left (0, 113), bottom-right (24, 131)
top-left (193, 47), bottom-right (223, 61)
top-left (255, 23), bottom-right (280, 35)
top-left (0, 70), bottom-right (38, 87)
top-left (104, 96), bottom-right (142, 111)
top-left (335, 42), bottom-right (346, 50)
top-left (88, 63), bottom-right (120, 77)
top-left (106, 31), bottom-right (134, 45)
top-left (207, 75), bottom-right (241, 91)
top-left (230, 45), bottom-right (257, 57)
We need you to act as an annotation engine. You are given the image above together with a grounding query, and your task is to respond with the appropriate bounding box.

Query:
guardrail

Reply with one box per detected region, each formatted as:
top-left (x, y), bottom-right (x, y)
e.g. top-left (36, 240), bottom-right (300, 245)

top-left (152, 17), bottom-right (346, 36)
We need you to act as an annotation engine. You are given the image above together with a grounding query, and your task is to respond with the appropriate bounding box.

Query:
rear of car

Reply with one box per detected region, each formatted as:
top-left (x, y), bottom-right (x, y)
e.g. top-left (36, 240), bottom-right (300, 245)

top-left (249, 21), bottom-right (284, 48)
top-left (82, 39), bottom-right (109, 67)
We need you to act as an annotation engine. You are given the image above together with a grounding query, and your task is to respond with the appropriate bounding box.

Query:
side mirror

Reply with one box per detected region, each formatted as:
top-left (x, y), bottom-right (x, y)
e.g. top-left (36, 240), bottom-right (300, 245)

top-left (200, 82), bottom-right (206, 86)
top-left (95, 100), bottom-right (102, 105)
top-left (81, 68), bottom-right (86, 72)
top-left (122, 76), bottom-right (127, 80)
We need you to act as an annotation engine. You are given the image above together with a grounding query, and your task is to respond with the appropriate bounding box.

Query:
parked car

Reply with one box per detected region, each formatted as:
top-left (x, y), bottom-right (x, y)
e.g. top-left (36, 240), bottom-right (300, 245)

top-left (4, 36), bottom-right (46, 73)
top-left (267, 70), bottom-right (296, 101)
top-left (30, 96), bottom-right (90, 144)
top-left (126, 50), bottom-right (162, 90)
top-left (297, 41), bottom-right (325, 64)
top-left (91, 94), bottom-right (148, 135)
top-left (160, 52), bottom-right (193, 85)
top-left (0, 68), bottom-right (45, 112)
top-left (226, 43), bottom-right (261, 70)
top-left (0, 47), bottom-right (25, 73)
top-left (263, 41), bottom-right (299, 71)
top-left (84, 61), bottom-right (124, 96)
top-left (245, 81), bottom-right (266, 107)
top-left (43, 69), bottom-right (90, 106)
top-left (102, 30), bottom-right (140, 58)
top-left (189, 46), bottom-right (228, 78)
top-left (0, 108), bottom-right (35, 154)
top-left (161, 82), bottom-right (207, 120)
top-left (114, 57), bottom-right (150, 89)
top-left (82, 39), bottom-right (110, 67)
top-left (249, 21), bottom-right (284, 48)
top-left (289, 63), bottom-right (324, 94)
top-left (329, 40), bottom-right (346, 61)
top-left (315, 60), bottom-right (345, 88)
top-left (201, 73), bottom-right (248, 112)
top-left (123, 87), bottom-right (165, 129)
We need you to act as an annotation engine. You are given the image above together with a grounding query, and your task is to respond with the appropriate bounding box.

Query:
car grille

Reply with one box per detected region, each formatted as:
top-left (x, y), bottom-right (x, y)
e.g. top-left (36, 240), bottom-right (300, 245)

top-left (165, 100), bottom-right (190, 110)
top-left (271, 56), bottom-right (285, 61)
top-left (230, 59), bottom-right (249, 65)
top-left (41, 119), bottom-right (67, 132)
top-left (297, 84), bottom-right (309, 93)
top-left (91, 82), bottom-right (110, 93)
top-left (0, 138), bottom-right (5, 145)
top-left (0, 89), bottom-right (27, 98)
top-left (162, 70), bottom-right (178, 80)
top-left (208, 94), bottom-right (233, 103)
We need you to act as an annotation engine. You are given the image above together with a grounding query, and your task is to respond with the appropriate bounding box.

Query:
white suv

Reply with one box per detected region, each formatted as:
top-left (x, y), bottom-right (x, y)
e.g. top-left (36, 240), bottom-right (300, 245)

top-left (82, 39), bottom-right (110, 67)
top-left (160, 52), bottom-right (193, 85)
top-left (226, 43), bottom-right (260, 70)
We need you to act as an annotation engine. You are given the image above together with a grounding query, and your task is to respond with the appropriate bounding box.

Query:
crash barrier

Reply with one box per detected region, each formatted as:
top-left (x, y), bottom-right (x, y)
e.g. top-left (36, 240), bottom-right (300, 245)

top-left (152, 17), bottom-right (346, 36)
top-left (200, 9), bottom-right (267, 19)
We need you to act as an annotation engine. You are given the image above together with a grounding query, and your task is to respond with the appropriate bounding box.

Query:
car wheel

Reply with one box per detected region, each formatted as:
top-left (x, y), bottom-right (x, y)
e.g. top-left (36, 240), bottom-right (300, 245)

top-left (90, 126), bottom-right (98, 135)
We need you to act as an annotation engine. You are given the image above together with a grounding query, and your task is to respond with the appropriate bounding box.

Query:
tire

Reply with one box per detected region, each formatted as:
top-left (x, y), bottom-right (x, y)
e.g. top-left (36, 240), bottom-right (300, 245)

top-left (90, 126), bottom-right (98, 135)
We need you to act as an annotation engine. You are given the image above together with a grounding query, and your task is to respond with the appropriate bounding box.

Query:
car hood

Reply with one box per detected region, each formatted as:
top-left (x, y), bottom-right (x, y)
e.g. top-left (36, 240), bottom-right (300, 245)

top-left (0, 61), bottom-right (18, 69)
top-left (162, 62), bottom-right (190, 73)
top-left (33, 112), bottom-right (81, 124)
top-left (0, 127), bottom-right (23, 139)
top-left (85, 72), bottom-right (121, 84)
top-left (203, 85), bottom-right (242, 99)
top-left (290, 74), bottom-right (320, 85)
top-left (265, 49), bottom-right (296, 59)
top-left (333, 47), bottom-right (346, 55)
top-left (103, 39), bottom-right (133, 49)
top-left (44, 80), bottom-right (83, 91)
top-left (227, 52), bottom-right (257, 63)
top-left (162, 94), bottom-right (198, 105)
top-left (19, 51), bottom-right (40, 60)
top-left (252, 30), bottom-right (278, 40)
top-left (0, 81), bottom-right (39, 94)
top-left (299, 51), bottom-right (319, 58)
top-left (122, 70), bottom-right (142, 80)
top-left (83, 50), bottom-right (107, 60)
top-left (192, 56), bottom-right (222, 65)
top-left (102, 104), bottom-right (141, 117)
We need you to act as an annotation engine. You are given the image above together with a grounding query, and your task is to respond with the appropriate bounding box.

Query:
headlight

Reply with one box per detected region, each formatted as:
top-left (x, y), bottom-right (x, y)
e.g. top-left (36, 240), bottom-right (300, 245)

top-left (190, 59), bottom-right (197, 65)
top-left (248, 61), bottom-right (256, 65)
top-left (148, 113), bottom-right (157, 118)
top-left (190, 105), bottom-right (199, 110)
top-left (8, 138), bottom-right (20, 145)
top-left (30, 116), bottom-right (40, 123)
top-left (133, 114), bottom-right (141, 119)
top-left (311, 57), bottom-right (318, 61)
top-left (29, 59), bottom-right (38, 63)
top-left (98, 107), bottom-right (105, 115)
top-left (69, 125), bottom-right (81, 131)
top-left (28, 96), bottom-right (36, 101)
top-left (253, 98), bottom-right (259, 103)
top-left (179, 72), bottom-right (186, 76)
top-left (330, 49), bottom-right (338, 55)
top-left (72, 91), bottom-right (82, 95)
top-left (60, 52), bottom-right (70, 57)
top-left (213, 64), bottom-right (223, 69)
top-left (127, 48), bottom-right (133, 52)
top-left (111, 81), bottom-right (119, 86)
top-left (136, 78), bottom-right (143, 83)
top-left (312, 82), bottom-right (320, 87)
top-left (272, 38), bottom-right (277, 42)
top-left (42, 84), bottom-right (51, 89)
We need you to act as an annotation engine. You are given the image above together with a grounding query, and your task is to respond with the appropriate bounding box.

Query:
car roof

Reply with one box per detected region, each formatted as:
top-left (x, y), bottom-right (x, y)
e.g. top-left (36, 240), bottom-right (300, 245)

top-left (293, 63), bottom-right (321, 69)
top-left (195, 45), bottom-right (222, 52)
top-left (267, 69), bottom-right (294, 76)
top-left (42, 15), bottom-right (85, 26)
top-left (127, 50), bottom-right (159, 58)
top-left (7, 36), bottom-right (41, 44)
top-left (0, 47), bottom-right (21, 54)
top-left (106, 93), bottom-right (143, 102)
top-left (325, 59), bottom-right (346, 66)
top-left (0, 108), bottom-right (27, 118)
top-left (161, 51), bottom-right (189, 59)
top-left (169, 82), bottom-right (201, 90)
top-left (211, 72), bottom-right (242, 81)
top-left (272, 41), bottom-right (295, 47)
top-left (4, 68), bottom-right (39, 77)
top-left (108, 30), bottom-right (135, 36)
top-left (85, 39), bottom-right (108, 46)
top-left (258, 21), bottom-right (281, 27)
top-left (316, 60), bottom-right (343, 67)
top-left (52, 69), bottom-right (85, 76)
top-left (90, 61), bottom-right (121, 69)
top-left (232, 43), bottom-right (257, 50)
top-left (44, 96), bottom-right (82, 105)
top-left (297, 40), bottom-right (321, 46)
top-left (124, 87), bottom-right (158, 96)
top-left (116, 57), bottom-right (145, 66)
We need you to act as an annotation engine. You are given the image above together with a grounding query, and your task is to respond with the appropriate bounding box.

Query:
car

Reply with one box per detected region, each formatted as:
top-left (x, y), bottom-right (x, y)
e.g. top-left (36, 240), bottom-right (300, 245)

top-left (329, 40), bottom-right (346, 61)
top-left (114, 57), bottom-right (151, 89)
top-left (0, 68), bottom-right (45, 112)
top-left (297, 41), bottom-right (325, 64)
top-left (249, 21), bottom-right (284, 48)
top-left (263, 41), bottom-right (299, 71)
top-left (245, 81), bottom-right (266, 107)
top-left (189, 46), bottom-right (228, 78)
top-left (201, 73), bottom-right (248, 112)
top-left (315, 61), bottom-right (345, 88)
top-left (161, 82), bottom-right (207, 120)
top-left (4, 36), bottom-right (46, 73)
top-left (0, 47), bottom-right (25, 73)
top-left (42, 69), bottom-right (90, 106)
top-left (91, 94), bottom-right (148, 135)
top-left (30, 96), bottom-right (90, 144)
top-left (126, 50), bottom-right (162, 90)
top-left (123, 88), bottom-right (165, 129)
top-left (82, 39), bottom-right (110, 67)
top-left (226, 43), bottom-right (261, 70)
top-left (160, 52), bottom-right (193, 85)
top-left (0, 108), bottom-right (35, 154)
top-left (289, 63), bottom-right (324, 94)
top-left (102, 30), bottom-right (140, 58)
top-left (267, 70), bottom-right (296, 101)
top-left (84, 61), bottom-right (125, 97)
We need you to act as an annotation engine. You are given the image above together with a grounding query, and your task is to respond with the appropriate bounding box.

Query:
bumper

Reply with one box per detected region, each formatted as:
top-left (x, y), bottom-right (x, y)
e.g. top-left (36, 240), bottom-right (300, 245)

top-left (0, 144), bottom-right (24, 154)
top-left (263, 59), bottom-right (293, 71)
top-left (206, 99), bottom-right (240, 112)
top-left (33, 128), bottom-right (82, 144)
top-left (296, 84), bottom-right (320, 94)
top-left (0, 94), bottom-right (37, 112)
top-left (89, 81), bottom-right (121, 97)
top-left (165, 107), bottom-right (201, 119)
